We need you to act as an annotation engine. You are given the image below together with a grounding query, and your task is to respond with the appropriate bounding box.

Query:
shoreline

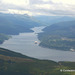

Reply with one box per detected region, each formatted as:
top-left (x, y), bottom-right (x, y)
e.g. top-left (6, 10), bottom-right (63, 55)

top-left (0, 26), bottom-right (75, 62)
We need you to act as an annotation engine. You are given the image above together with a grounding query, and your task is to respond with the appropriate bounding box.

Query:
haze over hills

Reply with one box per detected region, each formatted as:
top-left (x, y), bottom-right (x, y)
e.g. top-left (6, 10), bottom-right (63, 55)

top-left (38, 20), bottom-right (75, 51)
top-left (34, 15), bottom-right (75, 25)
top-left (0, 13), bottom-right (41, 35)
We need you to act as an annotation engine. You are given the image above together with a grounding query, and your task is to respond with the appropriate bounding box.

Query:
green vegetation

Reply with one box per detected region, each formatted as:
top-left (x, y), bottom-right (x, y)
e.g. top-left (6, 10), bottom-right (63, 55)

top-left (0, 48), bottom-right (32, 59)
top-left (0, 48), bottom-right (74, 75)
top-left (59, 61), bottom-right (75, 75)
top-left (38, 20), bottom-right (75, 51)
top-left (0, 13), bottom-right (75, 75)
top-left (0, 13), bottom-right (41, 35)
top-left (0, 13), bottom-right (42, 44)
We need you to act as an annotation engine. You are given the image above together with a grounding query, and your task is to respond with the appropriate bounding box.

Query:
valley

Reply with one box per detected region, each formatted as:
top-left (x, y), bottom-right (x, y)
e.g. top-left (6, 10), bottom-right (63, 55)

top-left (0, 0), bottom-right (75, 75)
top-left (0, 13), bottom-right (75, 75)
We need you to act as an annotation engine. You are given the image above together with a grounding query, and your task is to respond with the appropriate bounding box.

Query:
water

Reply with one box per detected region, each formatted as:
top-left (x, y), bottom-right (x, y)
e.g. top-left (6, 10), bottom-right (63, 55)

top-left (0, 26), bottom-right (75, 62)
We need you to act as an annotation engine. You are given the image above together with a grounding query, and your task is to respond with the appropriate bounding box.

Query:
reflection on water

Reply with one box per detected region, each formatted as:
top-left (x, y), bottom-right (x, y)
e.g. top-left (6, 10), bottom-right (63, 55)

top-left (0, 26), bottom-right (75, 62)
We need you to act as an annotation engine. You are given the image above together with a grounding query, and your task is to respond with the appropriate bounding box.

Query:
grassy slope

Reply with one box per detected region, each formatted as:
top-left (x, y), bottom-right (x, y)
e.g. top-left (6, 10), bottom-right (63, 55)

top-left (0, 48), bottom-right (74, 75)
top-left (59, 61), bottom-right (75, 75)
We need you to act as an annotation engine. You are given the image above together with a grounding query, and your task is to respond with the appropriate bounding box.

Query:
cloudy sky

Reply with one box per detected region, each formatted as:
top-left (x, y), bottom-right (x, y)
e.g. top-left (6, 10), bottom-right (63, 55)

top-left (0, 0), bottom-right (75, 16)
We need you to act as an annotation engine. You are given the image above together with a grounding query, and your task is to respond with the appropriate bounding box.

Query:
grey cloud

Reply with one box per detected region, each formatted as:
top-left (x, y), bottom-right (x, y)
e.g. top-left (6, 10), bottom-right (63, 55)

top-left (29, 0), bottom-right (54, 4)
top-left (0, 0), bottom-right (75, 16)
top-left (30, 0), bottom-right (44, 4)
top-left (28, 5), bottom-right (75, 16)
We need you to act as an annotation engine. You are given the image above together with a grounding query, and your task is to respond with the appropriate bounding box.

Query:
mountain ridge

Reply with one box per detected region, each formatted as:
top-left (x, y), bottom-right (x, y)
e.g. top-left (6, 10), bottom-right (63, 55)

top-left (0, 13), bottom-right (41, 35)
top-left (38, 20), bottom-right (75, 51)
top-left (34, 15), bottom-right (75, 25)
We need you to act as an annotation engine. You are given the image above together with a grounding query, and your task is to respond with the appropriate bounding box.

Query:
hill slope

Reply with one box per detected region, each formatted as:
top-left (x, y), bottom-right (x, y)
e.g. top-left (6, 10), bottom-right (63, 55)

top-left (38, 20), bottom-right (75, 51)
top-left (0, 13), bottom-right (41, 35)
top-left (0, 48), bottom-right (74, 75)
top-left (0, 48), bottom-right (60, 75)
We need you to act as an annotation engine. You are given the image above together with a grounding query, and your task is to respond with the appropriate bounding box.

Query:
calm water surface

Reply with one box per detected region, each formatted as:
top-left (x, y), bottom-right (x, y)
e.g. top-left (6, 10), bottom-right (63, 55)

top-left (0, 26), bottom-right (75, 62)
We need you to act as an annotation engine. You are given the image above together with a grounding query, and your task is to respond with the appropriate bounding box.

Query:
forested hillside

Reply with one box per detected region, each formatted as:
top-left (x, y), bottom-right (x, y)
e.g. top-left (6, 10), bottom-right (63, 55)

top-left (38, 20), bottom-right (75, 51)
top-left (0, 13), bottom-right (41, 35)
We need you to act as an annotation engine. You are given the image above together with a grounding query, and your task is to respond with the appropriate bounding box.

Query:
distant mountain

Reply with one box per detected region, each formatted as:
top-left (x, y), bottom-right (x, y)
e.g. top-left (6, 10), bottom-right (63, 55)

top-left (0, 13), bottom-right (41, 35)
top-left (43, 20), bottom-right (75, 37)
top-left (34, 15), bottom-right (75, 25)
top-left (38, 20), bottom-right (75, 51)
